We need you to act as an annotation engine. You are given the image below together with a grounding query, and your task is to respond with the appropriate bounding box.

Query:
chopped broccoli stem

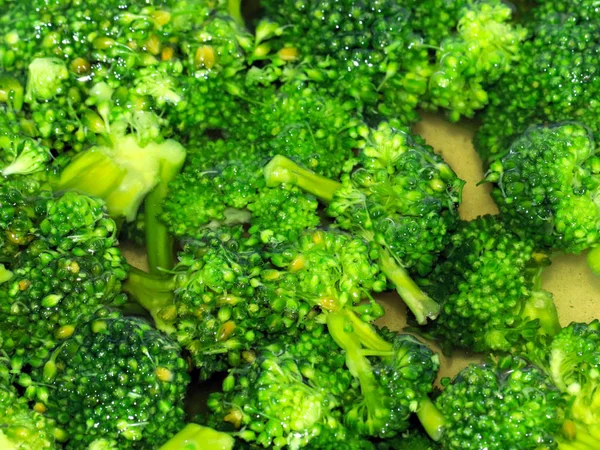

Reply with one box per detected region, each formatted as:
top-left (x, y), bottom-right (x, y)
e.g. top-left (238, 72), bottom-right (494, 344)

top-left (587, 247), bottom-right (600, 277)
top-left (159, 424), bottom-right (234, 450)
top-left (145, 154), bottom-right (186, 272)
top-left (264, 154), bottom-right (342, 202)
top-left (416, 397), bottom-right (446, 442)
top-left (327, 311), bottom-right (387, 435)
top-left (521, 290), bottom-right (561, 338)
top-left (379, 249), bottom-right (440, 324)
top-left (122, 266), bottom-right (176, 334)
top-left (227, 0), bottom-right (243, 27)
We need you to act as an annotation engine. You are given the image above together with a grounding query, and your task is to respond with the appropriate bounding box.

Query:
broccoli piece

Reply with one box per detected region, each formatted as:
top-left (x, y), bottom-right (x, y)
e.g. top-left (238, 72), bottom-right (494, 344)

top-left (546, 320), bottom-right (600, 439)
top-left (207, 324), bottom-right (355, 449)
top-left (0, 120), bottom-right (51, 177)
top-left (55, 131), bottom-right (186, 272)
top-left (24, 58), bottom-right (69, 103)
top-left (0, 192), bottom-right (129, 366)
top-left (326, 309), bottom-right (441, 439)
top-left (162, 83), bottom-right (359, 243)
top-left (422, 215), bottom-right (561, 353)
top-left (266, 229), bottom-right (387, 321)
top-left (420, 0), bottom-right (526, 121)
top-left (432, 355), bottom-right (569, 449)
top-left (256, 0), bottom-right (428, 125)
top-left (264, 122), bottom-right (465, 324)
top-left (0, 364), bottom-right (58, 450)
top-left (474, 10), bottom-right (600, 162)
top-left (28, 310), bottom-right (190, 449)
top-left (159, 424), bottom-right (234, 450)
top-left (483, 123), bottom-right (600, 257)
top-left (123, 226), bottom-right (298, 380)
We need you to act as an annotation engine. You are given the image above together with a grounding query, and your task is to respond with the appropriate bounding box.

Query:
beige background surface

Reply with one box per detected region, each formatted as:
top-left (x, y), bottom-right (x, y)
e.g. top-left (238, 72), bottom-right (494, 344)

top-left (124, 113), bottom-right (600, 381)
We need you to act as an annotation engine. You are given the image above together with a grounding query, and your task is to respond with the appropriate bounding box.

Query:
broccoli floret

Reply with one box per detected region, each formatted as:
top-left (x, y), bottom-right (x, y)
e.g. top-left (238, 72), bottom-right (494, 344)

top-left (420, 0), bottom-right (526, 121)
top-left (547, 321), bottom-right (600, 437)
top-left (0, 192), bottom-right (129, 366)
top-left (56, 132), bottom-right (186, 271)
top-left (0, 367), bottom-right (58, 450)
top-left (483, 123), bottom-right (600, 257)
top-left (24, 58), bottom-right (69, 103)
top-left (422, 215), bottom-right (561, 353)
top-left (256, 0), bottom-right (428, 125)
top-left (326, 309), bottom-right (441, 439)
top-left (123, 226), bottom-right (294, 380)
top-left (474, 11), bottom-right (600, 162)
top-left (163, 84), bottom-right (359, 243)
top-left (207, 324), bottom-right (354, 449)
top-left (433, 355), bottom-right (568, 449)
top-left (247, 185), bottom-right (320, 245)
top-left (28, 311), bottom-right (190, 449)
top-left (264, 123), bottom-right (465, 324)
top-left (266, 229), bottom-right (387, 321)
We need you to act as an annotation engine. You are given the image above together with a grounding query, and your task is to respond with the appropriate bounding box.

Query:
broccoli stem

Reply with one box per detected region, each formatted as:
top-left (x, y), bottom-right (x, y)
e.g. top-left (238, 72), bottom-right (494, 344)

top-left (122, 266), bottom-right (176, 334)
top-left (520, 289), bottom-right (561, 337)
top-left (327, 310), bottom-right (385, 430)
top-left (227, 0), bottom-right (243, 27)
top-left (144, 179), bottom-right (174, 273)
top-left (416, 397), bottom-right (446, 442)
top-left (587, 246), bottom-right (600, 277)
top-left (264, 155), bottom-right (342, 203)
top-left (159, 424), bottom-right (234, 450)
top-left (378, 248), bottom-right (440, 325)
top-left (558, 420), bottom-right (600, 449)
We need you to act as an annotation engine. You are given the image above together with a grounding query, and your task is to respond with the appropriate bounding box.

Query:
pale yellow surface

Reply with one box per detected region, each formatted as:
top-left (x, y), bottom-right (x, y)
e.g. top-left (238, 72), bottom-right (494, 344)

top-left (124, 112), bottom-right (600, 381)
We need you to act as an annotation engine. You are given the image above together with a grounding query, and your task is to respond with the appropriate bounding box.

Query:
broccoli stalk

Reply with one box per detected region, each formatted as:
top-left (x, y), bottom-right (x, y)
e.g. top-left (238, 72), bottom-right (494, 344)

top-left (326, 309), bottom-right (441, 438)
top-left (265, 154), bottom-right (440, 324)
top-left (122, 267), bottom-right (177, 334)
top-left (56, 135), bottom-right (186, 272)
top-left (159, 424), bottom-right (234, 450)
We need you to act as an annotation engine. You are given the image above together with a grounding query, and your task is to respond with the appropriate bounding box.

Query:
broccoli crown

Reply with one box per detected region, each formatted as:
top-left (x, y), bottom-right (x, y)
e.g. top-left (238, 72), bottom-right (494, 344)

top-left (267, 229), bottom-right (387, 319)
top-left (548, 320), bottom-right (600, 428)
top-left (207, 324), bottom-right (355, 449)
top-left (475, 12), bottom-right (600, 162)
top-left (327, 310), bottom-right (439, 439)
top-left (484, 123), bottom-right (600, 254)
top-left (436, 355), bottom-right (566, 450)
top-left (161, 138), bottom-right (268, 239)
top-left (0, 192), bottom-right (128, 364)
top-left (32, 311), bottom-right (189, 449)
top-left (423, 215), bottom-right (560, 353)
top-left (331, 123), bottom-right (463, 276)
top-left (422, 0), bottom-right (526, 121)
top-left (245, 83), bottom-right (363, 179)
top-left (404, 0), bottom-right (469, 44)
top-left (258, 0), bottom-right (428, 124)
top-left (0, 376), bottom-right (58, 449)
top-left (263, 122), bottom-right (463, 324)
top-left (247, 186), bottom-right (320, 245)
top-left (125, 226), bottom-right (308, 379)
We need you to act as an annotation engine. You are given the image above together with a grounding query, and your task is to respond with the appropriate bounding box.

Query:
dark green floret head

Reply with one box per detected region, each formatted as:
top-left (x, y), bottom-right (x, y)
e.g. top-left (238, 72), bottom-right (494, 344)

top-left (31, 311), bottom-right (190, 449)
top-left (484, 123), bottom-right (600, 254)
top-left (435, 355), bottom-right (566, 450)
top-left (423, 215), bottom-right (561, 353)
top-left (207, 325), bottom-right (353, 449)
